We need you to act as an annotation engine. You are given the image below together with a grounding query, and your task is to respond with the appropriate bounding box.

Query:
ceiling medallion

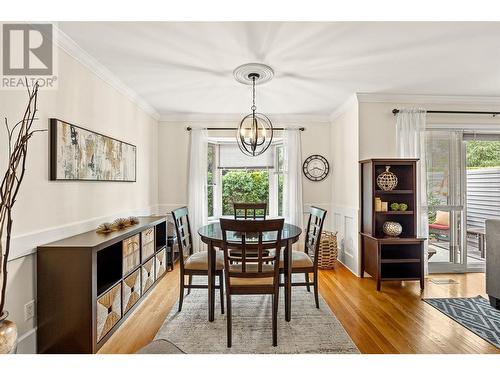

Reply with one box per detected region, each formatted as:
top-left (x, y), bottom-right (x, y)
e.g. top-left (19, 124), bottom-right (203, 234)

top-left (234, 63), bottom-right (274, 157)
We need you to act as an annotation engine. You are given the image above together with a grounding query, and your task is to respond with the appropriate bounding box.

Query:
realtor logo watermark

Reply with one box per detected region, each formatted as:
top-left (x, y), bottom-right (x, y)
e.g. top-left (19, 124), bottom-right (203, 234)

top-left (1, 23), bottom-right (58, 89)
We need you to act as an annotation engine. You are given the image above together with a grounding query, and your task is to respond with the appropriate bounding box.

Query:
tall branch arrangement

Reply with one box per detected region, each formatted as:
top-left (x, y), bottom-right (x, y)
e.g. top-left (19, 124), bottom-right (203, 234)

top-left (0, 81), bottom-right (41, 315)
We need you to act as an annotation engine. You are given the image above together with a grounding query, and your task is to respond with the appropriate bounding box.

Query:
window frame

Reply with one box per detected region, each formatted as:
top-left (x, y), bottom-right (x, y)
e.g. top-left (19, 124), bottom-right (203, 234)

top-left (207, 139), bottom-right (283, 219)
top-left (207, 141), bottom-right (218, 221)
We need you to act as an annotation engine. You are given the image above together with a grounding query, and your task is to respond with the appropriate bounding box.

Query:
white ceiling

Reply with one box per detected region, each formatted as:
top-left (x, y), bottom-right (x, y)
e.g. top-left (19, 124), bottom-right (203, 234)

top-left (58, 22), bottom-right (500, 117)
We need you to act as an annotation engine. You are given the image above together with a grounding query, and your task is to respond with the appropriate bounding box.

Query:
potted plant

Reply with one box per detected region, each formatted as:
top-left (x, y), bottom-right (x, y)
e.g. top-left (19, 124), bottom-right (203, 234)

top-left (0, 81), bottom-right (41, 354)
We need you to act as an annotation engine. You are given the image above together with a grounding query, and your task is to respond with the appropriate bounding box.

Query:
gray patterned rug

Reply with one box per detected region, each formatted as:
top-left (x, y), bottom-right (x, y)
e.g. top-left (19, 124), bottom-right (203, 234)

top-left (423, 296), bottom-right (500, 349)
top-left (155, 277), bottom-right (359, 354)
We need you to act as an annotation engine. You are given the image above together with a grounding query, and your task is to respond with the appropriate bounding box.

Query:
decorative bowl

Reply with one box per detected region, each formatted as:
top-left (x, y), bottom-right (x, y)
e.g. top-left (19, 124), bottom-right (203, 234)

top-left (128, 216), bottom-right (140, 225)
top-left (96, 222), bottom-right (114, 234)
top-left (113, 217), bottom-right (129, 230)
top-left (383, 221), bottom-right (402, 237)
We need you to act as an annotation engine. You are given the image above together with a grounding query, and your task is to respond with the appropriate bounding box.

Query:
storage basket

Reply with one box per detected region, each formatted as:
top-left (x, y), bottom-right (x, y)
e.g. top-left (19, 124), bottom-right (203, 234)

top-left (317, 231), bottom-right (338, 269)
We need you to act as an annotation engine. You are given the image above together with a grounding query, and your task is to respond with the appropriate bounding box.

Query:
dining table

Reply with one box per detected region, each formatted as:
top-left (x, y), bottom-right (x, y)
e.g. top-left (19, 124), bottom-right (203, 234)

top-left (198, 221), bottom-right (302, 322)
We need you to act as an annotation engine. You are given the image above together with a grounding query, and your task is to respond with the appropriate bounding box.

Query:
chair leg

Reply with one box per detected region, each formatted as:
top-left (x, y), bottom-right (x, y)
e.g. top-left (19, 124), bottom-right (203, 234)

top-left (186, 274), bottom-right (193, 295)
top-left (178, 273), bottom-right (185, 312)
top-left (304, 272), bottom-right (311, 292)
top-left (272, 293), bottom-right (278, 347)
top-left (226, 293), bottom-right (232, 348)
top-left (219, 273), bottom-right (224, 314)
top-left (313, 270), bottom-right (319, 309)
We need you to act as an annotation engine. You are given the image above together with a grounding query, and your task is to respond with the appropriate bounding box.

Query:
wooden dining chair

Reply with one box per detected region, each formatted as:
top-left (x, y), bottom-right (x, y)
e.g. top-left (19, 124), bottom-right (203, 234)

top-left (220, 218), bottom-right (284, 347)
top-left (171, 207), bottom-right (225, 314)
top-left (233, 202), bottom-right (267, 220)
top-left (278, 206), bottom-right (327, 309)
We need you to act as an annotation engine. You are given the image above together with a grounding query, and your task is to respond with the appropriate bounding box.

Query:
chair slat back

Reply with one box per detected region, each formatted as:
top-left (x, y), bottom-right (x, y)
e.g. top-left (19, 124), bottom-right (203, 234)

top-left (304, 206), bottom-right (327, 263)
top-left (220, 218), bottom-right (283, 281)
top-left (233, 202), bottom-right (267, 220)
top-left (171, 207), bottom-right (194, 270)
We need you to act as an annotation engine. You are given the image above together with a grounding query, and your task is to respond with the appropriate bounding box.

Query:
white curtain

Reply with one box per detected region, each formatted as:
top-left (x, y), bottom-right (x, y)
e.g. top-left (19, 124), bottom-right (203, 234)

top-left (396, 108), bottom-right (429, 273)
top-left (187, 128), bottom-right (208, 252)
top-left (283, 129), bottom-right (304, 231)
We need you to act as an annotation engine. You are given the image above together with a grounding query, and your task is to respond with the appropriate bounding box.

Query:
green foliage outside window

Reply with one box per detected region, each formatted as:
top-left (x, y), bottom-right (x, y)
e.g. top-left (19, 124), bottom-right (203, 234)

top-left (466, 140), bottom-right (500, 168)
top-left (222, 170), bottom-right (269, 215)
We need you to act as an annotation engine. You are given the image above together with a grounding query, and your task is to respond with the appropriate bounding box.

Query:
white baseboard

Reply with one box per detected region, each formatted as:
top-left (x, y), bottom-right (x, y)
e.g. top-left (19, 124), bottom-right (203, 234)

top-left (15, 327), bottom-right (37, 354)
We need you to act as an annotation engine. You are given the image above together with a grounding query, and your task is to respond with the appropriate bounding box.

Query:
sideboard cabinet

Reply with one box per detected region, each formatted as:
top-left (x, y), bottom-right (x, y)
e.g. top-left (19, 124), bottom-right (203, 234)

top-left (37, 216), bottom-right (168, 353)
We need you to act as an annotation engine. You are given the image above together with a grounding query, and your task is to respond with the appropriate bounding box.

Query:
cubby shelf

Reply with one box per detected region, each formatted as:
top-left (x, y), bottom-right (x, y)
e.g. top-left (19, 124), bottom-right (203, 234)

top-left (374, 189), bottom-right (414, 195)
top-left (380, 258), bottom-right (421, 264)
top-left (37, 216), bottom-right (169, 354)
top-left (376, 211), bottom-right (414, 215)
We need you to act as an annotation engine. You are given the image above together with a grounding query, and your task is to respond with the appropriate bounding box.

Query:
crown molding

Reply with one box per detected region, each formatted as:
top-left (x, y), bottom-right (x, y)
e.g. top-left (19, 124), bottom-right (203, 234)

top-left (356, 93), bottom-right (500, 106)
top-left (329, 94), bottom-right (359, 122)
top-left (52, 23), bottom-right (160, 121)
top-left (158, 113), bottom-right (331, 124)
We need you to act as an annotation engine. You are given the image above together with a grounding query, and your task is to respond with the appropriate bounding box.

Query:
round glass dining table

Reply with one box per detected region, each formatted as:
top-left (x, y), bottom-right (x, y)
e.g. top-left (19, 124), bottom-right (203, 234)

top-left (198, 221), bottom-right (302, 322)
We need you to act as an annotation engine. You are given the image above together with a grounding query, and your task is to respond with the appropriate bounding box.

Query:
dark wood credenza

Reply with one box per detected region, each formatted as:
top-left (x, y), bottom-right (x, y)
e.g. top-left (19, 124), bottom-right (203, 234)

top-left (37, 216), bottom-right (169, 353)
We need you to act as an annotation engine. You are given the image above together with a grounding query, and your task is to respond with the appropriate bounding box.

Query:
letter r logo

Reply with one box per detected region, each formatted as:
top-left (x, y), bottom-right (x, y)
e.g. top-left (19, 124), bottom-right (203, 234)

top-left (2, 24), bottom-right (53, 75)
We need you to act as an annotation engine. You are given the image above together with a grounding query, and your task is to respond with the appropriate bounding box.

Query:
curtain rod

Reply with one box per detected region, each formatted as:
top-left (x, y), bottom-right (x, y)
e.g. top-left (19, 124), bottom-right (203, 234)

top-left (392, 109), bottom-right (500, 116)
top-left (186, 126), bottom-right (305, 131)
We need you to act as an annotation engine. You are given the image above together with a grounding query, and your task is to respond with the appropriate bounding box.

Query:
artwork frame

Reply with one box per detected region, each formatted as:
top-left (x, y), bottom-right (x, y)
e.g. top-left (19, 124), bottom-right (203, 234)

top-left (49, 118), bottom-right (137, 182)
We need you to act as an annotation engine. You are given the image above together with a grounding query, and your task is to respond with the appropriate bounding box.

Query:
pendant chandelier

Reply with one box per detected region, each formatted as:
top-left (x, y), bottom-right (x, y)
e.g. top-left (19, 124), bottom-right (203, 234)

top-left (234, 64), bottom-right (274, 157)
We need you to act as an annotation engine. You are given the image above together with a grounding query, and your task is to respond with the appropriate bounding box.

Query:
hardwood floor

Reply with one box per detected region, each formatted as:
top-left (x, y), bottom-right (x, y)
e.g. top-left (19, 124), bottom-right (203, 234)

top-left (98, 261), bottom-right (500, 354)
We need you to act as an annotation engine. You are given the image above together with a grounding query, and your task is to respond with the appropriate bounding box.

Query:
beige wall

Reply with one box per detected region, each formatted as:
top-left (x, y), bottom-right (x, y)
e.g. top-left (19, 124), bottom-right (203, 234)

top-left (158, 120), bottom-right (333, 228)
top-left (353, 97), bottom-right (500, 276)
top-left (330, 97), bottom-right (360, 274)
top-left (358, 100), bottom-right (500, 160)
top-left (1, 47), bottom-right (159, 353)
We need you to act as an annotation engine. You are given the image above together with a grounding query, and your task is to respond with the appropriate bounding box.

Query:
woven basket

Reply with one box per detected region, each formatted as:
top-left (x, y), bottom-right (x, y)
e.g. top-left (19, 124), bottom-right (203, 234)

top-left (317, 231), bottom-right (338, 269)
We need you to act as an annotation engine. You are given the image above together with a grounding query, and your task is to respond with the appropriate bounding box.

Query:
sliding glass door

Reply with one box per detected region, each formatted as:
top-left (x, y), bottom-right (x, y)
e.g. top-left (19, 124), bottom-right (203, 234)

top-left (426, 130), bottom-right (467, 273)
top-left (426, 129), bottom-right (500, 273)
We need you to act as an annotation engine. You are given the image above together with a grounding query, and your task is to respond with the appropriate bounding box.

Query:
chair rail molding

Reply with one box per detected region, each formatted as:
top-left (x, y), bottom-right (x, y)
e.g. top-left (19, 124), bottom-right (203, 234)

top-left (9, 205), bottom-right (158, 261)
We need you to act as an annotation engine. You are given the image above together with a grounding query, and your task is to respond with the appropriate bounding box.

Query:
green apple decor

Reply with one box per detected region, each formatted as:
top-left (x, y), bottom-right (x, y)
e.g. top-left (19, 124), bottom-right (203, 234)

top-left (389, 202), bottom-right (409, 211)
top-left (390, 203), bottom-right (400, 211)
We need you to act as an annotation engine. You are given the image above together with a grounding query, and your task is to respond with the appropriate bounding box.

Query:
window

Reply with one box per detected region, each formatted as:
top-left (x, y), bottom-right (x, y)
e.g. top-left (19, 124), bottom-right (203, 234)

top-left (276, 144), bottom-right (284, 217)
top-left (207, 142), bottom-right (216, 218)
top-left (221, 169), bottom-right (269, 215)
top-left (207, 140), bottom-right (283, 218)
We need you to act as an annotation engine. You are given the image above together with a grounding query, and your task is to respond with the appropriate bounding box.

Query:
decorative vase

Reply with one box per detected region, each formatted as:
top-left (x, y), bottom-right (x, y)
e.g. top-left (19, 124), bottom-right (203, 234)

top-left (383, 221), bottom-right (403, 237)
top-left (377, 166), bottom-right (398, 191)
top-left (0, 311), bottom-right (18, 354)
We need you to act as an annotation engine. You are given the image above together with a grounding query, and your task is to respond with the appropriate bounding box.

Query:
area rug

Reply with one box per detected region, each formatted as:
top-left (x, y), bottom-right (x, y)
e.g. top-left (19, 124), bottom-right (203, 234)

top-left (423, 296), bottom-right (500, 349)
top-left (155, 278), bottom-right (359, 354)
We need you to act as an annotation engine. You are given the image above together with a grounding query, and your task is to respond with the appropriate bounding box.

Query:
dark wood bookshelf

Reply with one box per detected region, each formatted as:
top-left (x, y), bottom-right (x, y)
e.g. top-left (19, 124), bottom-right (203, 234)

top-left (37, 216), bottom-right (170, 353)
top-left (359, 158), bottom-right (425, 291)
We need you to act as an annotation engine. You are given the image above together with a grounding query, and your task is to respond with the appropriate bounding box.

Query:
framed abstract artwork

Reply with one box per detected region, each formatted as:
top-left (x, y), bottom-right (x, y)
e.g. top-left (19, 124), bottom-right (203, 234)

top-left (50, 118), bottom-right (136, 181)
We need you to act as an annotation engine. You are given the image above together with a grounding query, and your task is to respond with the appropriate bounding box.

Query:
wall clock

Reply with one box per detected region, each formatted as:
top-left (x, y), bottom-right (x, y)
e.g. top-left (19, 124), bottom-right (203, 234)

top-left (303, 155), bottom-right (330, 181)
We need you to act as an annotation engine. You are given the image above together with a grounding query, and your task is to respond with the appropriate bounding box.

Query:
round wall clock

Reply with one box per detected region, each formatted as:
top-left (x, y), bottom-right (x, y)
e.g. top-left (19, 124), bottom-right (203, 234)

top-left (303, 155), bottom-right (330, 181)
